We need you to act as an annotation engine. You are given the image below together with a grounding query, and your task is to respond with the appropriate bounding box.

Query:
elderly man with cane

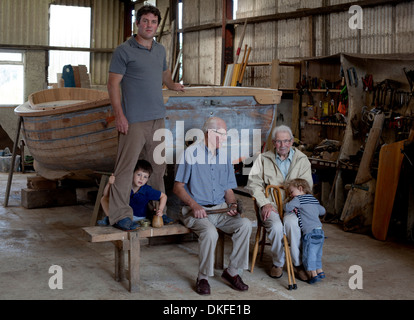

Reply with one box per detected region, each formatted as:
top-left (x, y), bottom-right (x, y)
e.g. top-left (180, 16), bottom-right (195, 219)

top-left (247, 125), bottom-right (313, 281)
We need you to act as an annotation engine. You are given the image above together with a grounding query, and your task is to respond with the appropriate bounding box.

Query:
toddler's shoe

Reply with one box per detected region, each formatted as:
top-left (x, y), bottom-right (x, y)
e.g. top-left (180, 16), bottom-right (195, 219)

top-left (308, 276), bottom-right (321, 284)
top-left (113, 217), bottom-right (139, 231)
top-left (97, 216), bottom-right (109, 226)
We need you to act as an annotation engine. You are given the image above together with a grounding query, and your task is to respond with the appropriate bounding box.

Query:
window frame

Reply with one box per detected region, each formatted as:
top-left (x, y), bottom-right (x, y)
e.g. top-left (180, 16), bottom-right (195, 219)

top-left (0, 50), bottom-right (25, 107)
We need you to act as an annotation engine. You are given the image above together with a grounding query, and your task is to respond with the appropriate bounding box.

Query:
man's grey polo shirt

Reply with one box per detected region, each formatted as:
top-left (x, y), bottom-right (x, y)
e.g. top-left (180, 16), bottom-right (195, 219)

top-left (175, 141), bottom-right (238, 206)
top-left (109, 35), bottom-right (168, 123)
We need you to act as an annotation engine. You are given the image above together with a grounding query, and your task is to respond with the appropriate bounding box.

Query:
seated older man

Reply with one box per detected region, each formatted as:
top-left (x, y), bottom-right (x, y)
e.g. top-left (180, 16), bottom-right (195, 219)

top-left (247, 125), bottom-right (313, 281)
top-left (173, 117), bottom-right (252, 295)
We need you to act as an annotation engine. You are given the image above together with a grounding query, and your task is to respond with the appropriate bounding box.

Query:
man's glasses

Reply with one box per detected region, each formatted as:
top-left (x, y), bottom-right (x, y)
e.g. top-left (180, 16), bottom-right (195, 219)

top-left (210, 129), bottom-right (227, 137)
top-left (274, 139), bottom-right (292, 145)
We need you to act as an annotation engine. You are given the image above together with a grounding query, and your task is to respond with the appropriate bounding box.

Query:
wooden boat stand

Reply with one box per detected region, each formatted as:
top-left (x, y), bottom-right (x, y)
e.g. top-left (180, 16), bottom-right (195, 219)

top-left (4, 116), bottom-right (22, 207)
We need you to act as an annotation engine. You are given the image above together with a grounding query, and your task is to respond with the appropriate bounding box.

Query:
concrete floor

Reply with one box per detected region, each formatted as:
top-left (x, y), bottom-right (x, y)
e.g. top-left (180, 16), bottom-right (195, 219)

top-left (1, 172), bottom-right (414, 300)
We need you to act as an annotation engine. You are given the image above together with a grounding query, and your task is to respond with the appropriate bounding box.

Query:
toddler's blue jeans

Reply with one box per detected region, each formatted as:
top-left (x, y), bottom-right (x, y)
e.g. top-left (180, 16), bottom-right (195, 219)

top-left (302, 228), bottom-right (324, 271)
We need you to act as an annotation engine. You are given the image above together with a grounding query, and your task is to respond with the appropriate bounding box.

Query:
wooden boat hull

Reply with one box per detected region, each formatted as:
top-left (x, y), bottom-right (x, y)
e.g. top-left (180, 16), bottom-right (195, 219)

top-left (15, 87), bottom-right (282, 180)
top-left (16, 100), bottom-right (117, 179)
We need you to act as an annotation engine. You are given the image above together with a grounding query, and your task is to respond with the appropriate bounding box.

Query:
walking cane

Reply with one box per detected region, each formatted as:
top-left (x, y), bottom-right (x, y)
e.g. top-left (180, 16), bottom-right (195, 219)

top-left (265, 185), bottom-right (297, 290)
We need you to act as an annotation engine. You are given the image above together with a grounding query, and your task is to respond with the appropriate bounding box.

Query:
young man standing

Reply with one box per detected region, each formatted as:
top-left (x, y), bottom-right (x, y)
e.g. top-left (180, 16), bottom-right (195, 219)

top-left (107, 4), bottom-right (184, 230)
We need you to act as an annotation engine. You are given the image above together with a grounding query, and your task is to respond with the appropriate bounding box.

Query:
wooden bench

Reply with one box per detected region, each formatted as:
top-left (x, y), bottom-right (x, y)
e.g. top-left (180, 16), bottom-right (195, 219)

top-left (83, 224), bottom-right (227, 292)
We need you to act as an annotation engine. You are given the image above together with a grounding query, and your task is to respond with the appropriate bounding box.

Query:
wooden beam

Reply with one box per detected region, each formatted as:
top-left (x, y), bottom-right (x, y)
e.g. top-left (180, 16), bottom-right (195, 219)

top-left (178, 0), bottom-right (412, 33)
top-left (221, 0), bottom-right (234, 84)
top-left (123, 1), bottom-right (134, 41)
top-left (0, 44), bottom-right (114, 53)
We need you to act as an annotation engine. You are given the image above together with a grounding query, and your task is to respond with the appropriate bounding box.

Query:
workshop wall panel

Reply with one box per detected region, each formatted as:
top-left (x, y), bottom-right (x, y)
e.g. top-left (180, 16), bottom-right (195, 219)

top-left (0, 0), bottom-right (50, 46)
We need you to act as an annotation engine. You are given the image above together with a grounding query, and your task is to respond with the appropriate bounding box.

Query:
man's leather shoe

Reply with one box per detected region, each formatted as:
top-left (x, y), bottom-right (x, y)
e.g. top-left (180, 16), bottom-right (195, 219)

top-left (221, 268), bottom-right (248, 291)
top-left (195, 278), bottom-right (210, 295)
top-left (294, 265), bottom-right (309, 282)
top-left (270, 265), bottom-right (283, 278)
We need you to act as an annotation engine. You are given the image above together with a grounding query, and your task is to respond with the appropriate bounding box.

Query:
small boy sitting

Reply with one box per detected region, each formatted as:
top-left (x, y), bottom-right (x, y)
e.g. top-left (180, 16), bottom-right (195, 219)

top-left (98, 159), bottom-right (173, 227)
top-left (283, 178), bottom-right (326, 284)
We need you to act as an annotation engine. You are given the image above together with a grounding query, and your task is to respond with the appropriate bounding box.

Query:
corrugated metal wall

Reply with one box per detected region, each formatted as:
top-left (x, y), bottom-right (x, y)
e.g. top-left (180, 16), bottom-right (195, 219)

top-left (0, 0), bottom-right (122, 85)
top-left (182, 0), bottom-right (414, 87)
top-left (182, 0), bottom-right (223, 85)
top-left (91, 0), bottom-right (123, 85)
top-left (1, 0), bottom-right (414, 87)
top-left (0, 0), bottom-right (50, 46)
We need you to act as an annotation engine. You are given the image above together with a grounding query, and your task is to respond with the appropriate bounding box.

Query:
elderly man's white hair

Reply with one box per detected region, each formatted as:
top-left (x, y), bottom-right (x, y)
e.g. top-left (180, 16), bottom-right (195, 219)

top-left (272, 125), bottom-right (293, 140)
top-left (202, 117), bottom-right (225, 133)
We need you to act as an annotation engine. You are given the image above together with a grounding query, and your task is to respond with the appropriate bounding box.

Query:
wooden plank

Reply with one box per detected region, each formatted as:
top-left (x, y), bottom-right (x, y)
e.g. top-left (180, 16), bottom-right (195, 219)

top-left (83, 224), bottom-right (192, 243)
top-left (29, 88), bottom-right (108, 107)
top-left (90, 174), bottom-right (109, 226)
top-left (73, 66), bottom-right (81, 88)
top-left (137, 224), bottom-right (192, 239)
top-left (83, 226), bottom-right (129, 242)
top-left (291, 64), bottom-right (301, 138)
top-left (15, 98), bottom-right (111, 117)
top-left (341, 113), bottom-right (385, 232)
top-left (372, 140), bottom-right (406, 240)
top-left (162, 87), bottom-right (282, 105)
top-left (128, 232), bottom-right (140, 293)
top-left (21, 188), bottom-right (77, 209)
top-left (24, 119), bottom-right (115, 141)
top-left (355, 114), bottom-right (385, 184)
top-left (114, 241), bottom-right (126, 282)
top-left (231, 64), bottom-right (242, 86)
top-left (78, 65), bottom-right (91, 88)
top-left (26, 176), bottom-right (57, 190)
top-left (271, 59), bottom-right (280, 89)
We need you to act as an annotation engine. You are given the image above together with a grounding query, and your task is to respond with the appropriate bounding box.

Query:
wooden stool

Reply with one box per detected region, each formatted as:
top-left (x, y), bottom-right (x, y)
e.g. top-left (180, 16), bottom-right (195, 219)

top-left (83, 224), bottom-right (227, 292)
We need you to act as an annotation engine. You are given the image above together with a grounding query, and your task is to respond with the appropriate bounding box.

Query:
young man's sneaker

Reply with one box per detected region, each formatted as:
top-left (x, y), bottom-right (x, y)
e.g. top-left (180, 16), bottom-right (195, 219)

top-left (113, 217), bottom-right (139, 231)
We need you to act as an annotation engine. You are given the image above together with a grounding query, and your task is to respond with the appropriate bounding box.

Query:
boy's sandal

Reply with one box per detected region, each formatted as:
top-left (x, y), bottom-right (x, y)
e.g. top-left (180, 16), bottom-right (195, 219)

top-left (317, 272), bottom-right (326, 279)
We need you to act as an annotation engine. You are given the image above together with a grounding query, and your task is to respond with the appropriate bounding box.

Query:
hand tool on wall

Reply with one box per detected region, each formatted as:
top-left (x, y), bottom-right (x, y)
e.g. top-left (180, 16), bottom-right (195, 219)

top-left (362, 74), bottom-right (373, 92)
top-left (347, 67), bottom-right (358, 87)
top-left (230, 19), bottom-right (248, 85)
top-left (237, 46), bottom-right (252, 86)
